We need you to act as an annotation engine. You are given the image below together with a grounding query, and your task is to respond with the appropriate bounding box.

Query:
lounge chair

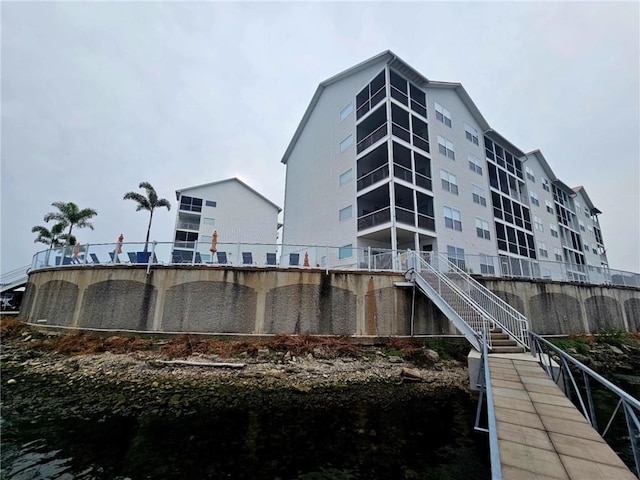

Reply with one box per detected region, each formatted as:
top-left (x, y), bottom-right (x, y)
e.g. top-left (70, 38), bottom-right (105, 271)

top-left (62, 257), bottom-right (73, 265)
top-left (242, 252), bottom-right (254, 265)
top-left (127, 252), bottom-right (137, 263)
top-left (216, 252), bottom-right (229, 264)
top-left (90, 253), bottom-right (101, 264)
top-left (266, 253), bottom-right (277, 266)
top-left (109, 252), bottom-right (121, 263)
top-left (195, 252), bottom-right (203, 264)
top-left (289, 253), bottom-right (300, 266)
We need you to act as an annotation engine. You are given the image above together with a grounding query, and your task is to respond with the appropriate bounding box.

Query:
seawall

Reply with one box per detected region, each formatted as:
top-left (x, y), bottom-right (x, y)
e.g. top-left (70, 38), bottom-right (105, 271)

top-left (21, 266), bottom-right (640, 335)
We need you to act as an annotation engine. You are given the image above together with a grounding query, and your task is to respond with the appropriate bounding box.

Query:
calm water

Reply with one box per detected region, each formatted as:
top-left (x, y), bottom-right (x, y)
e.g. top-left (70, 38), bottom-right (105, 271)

top-left (0, 389), bottom-right (490, 480)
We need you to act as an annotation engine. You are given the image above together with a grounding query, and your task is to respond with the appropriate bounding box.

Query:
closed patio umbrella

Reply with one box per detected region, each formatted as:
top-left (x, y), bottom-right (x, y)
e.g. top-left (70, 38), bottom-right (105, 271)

top-left (210, 231), bottom-right (218, 253)
top-left (303, 252), bottom-right (310, 267)
top-left (116, 234), bottom-right (124, 254)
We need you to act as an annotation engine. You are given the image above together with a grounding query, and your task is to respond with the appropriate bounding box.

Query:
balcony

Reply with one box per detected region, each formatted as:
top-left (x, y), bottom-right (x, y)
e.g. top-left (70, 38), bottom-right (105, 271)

top-left (356, 124), bottom-right (388, 154)
top-left (357, 164), bottom-right (389, 191)
top-left (395, 207), bottom-right (414, 226)
top-left (177, 221), bottom-right (200, 231)
top-left (358, 207), bottom-right (391, 231)
top-left (393, 163), bottom-right (412, 184)
top-left (418, 213), bottom-right (435, 231)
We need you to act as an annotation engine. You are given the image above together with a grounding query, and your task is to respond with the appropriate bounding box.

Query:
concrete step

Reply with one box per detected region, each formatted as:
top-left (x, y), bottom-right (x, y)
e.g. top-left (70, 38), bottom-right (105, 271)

top-left (490, 346), bottom-right (526, 354)
top-left (491, 339), bottom-right (519, 346)
top-left (489, 333), bottom-right (510, 340)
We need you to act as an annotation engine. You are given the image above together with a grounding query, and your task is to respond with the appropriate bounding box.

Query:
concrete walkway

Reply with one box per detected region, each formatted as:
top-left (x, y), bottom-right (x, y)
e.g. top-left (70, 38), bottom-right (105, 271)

top-left (488, 354), bottom-right (637, 479)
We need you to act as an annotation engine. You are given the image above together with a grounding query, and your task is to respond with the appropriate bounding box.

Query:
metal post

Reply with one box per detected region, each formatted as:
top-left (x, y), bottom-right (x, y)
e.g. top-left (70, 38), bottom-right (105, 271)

top-left (367, 246), bottom-right (371, 271)
top-left (623, 402), bottom-right (640, 477)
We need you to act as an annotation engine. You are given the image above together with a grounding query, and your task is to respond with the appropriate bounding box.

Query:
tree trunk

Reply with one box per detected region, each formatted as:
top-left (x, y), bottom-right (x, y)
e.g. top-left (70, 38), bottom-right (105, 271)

top-left (144, 210), bottom-right (153, 252)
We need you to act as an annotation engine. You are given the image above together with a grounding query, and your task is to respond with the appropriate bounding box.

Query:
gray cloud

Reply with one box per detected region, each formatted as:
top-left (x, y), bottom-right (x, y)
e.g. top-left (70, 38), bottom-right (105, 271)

top-left (2, 1), bottom-right (638, 273)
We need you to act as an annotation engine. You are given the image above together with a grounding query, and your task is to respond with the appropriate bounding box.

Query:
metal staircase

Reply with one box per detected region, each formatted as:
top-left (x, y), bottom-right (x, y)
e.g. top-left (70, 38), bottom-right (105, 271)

top-left (404, 252), bottom-right (529, 352)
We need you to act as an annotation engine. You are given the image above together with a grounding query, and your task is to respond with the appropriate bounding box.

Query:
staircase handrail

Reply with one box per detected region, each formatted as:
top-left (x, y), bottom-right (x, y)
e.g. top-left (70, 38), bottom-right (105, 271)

top-left (414, 251), bottom-right (529, 349)
top-left (411, 257), bottom-right (494, 348)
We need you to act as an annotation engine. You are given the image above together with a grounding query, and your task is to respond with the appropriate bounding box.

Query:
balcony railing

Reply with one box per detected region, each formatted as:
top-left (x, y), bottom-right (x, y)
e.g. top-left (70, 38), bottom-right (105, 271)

top-left (356, 124), bottom-right (388, 154)
top-left (415, 172), bottom-right (432, 191)
top-left (356, 164), bottom-right (389, 191)
top-left (357, 207), bottom-right (391, 231)
top-left (356, 86), bottom-right (386, 120)
top-left (176, 221), bottom-right (200, 231)
top-left (395, 206), bottom-right (414, 226)
top-left (393, 163), bottom-right (413, 183)
top-left (26, 243), bottom-right (640, 288)
top-left (417, 213), bottom-right (435, 231)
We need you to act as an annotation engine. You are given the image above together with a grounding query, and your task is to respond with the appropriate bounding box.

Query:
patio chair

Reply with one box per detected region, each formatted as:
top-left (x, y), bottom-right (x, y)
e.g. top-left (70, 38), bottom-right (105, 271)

top-left (62, 257), bottom-right (73, 265)
top-left (195, 252), bottom-right (203, 264)
top-left (127, 252), bottom-right (137, 263)
top-left (266, 253), bottom-right (277, 266)
top-left (90, 253), bottom-right (101, 264)
top-left (109, 252), bottom-right (121, 263)
top-left (216, 251), bottom-right (229, 264)
top-left (289, 253), bottom-right (300, 266)
top-left (242, 252), bottom-right (254, 265)
top-left (171, 251), bottom-right (184, 264)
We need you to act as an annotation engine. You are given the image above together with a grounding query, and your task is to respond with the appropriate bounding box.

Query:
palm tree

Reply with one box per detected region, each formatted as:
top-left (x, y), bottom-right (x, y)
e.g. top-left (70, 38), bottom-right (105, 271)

top-left (43, 201), bottom-right (97, 244)
top-left (123, 182), bottom-right (171, 251)
top-left (31, 222), bottom-right (72, 249)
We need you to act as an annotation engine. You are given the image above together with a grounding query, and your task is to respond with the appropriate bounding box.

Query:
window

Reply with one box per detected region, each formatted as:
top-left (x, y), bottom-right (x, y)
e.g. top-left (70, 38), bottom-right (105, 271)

top-left (588, 225), bottom-right (594, 237)
top-left (464, 123), bottom-right (479, 145)
top-left (340, 102), bottom-right (353, 121)
top-left (338, 244), bottom-right (353, 259)
top-left (554, 247), bottom-right (563, 262)
top-left (525, 166), bottom-right (535, 182)
top-left (538, 241), bottom-right (548, 258)
top-left (205, 200), bottom-right (217, 208)
top-left (534, 216), bottom-right (544, 232)
top-left (545, 200), bottom-right (554, 214)
top-left (201, 235), bottom-right (212, 245)
top-left (339, 205), bottom-right (353, 221)
top-left (583, 242), bottom-right (589, 252)
top-left (542, 178), bottom-right (551, 192)
top-left (339, 169), bottom-right (353, 186)
top-left (472, 185), bottom-right (487, 206)
top-left (468, 153), bottom-right (483, 175)
top-left (203, 217), bottom-right (215, 226)
top-left (574, 201), bottom-right (581, 213)
top-left (530, 191), bottom-right (539, 207)
top-left (550, 224), bottom-right (559, 238)
top-left (175, 230), bottom-right (198, 248)
top-left (340, 134), bottom-right (353, 152)
top-left (592, 248), bottom-right (598, 255)
top-left (447, 245), bottom-right (466, 270)
top-left (479, 254), bottom-right (495, 274)
top-left (435, 102), bottom-right (452, 127)
top-left (179, 195), bottom-right (203, 212)
top-left (579, 221), bottom-right (585, 232)
top-left (584, 206), bottom-right (590, 218)
top-left (440, 170), bottom-right (458, 194)
top-left (437, 135), bottom-right (455, 159)
top-left (475, 218), bottom-right (491, 239)
top-left (444, 206), bottom-right (462, 231)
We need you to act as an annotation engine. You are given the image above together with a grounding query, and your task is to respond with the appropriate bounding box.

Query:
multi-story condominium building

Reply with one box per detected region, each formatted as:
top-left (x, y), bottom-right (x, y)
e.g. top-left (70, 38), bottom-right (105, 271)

top-left (173, 177), bottom-right (281, 263)
top-left (280, 51), bottom-right (608, 278)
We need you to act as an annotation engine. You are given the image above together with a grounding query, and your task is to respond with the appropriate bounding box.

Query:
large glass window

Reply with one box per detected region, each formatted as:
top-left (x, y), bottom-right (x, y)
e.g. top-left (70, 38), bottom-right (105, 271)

top-left (180, 195), bottom-right (202, 212)
top-left (447, 245), bottom-right (466, 270)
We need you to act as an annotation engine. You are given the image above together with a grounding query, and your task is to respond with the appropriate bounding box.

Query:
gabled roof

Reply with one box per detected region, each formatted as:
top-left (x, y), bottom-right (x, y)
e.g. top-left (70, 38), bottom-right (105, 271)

top-left (176, 177), bottom-right (282, 212)
top-left (525, 149), bottom-right (558, 181)
top-left (485, 129), bottom-right (526, 158)
top-left (572, 186), bottom-right (602, 215)
top-left (281, 50), bottom-right (492, 164)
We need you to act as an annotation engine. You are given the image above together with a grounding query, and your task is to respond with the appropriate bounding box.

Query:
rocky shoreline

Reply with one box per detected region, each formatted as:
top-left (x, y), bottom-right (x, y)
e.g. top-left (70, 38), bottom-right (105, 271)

top-left (1, 325), bottom-right (472, 420)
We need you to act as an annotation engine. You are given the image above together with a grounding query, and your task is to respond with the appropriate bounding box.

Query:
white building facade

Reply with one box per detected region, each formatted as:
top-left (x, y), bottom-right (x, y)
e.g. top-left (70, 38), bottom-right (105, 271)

top-left (173, 178), bottom-right (281, 264)
top-left (281, 51), bottom-right (609, 277)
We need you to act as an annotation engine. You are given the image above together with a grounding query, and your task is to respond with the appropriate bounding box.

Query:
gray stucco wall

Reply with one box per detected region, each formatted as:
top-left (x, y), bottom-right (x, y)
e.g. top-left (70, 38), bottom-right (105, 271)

top-left (21, 266), bottom-right (640, 336)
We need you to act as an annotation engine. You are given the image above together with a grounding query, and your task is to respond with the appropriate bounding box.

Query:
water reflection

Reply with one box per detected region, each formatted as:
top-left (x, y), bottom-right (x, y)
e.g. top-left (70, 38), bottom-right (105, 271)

top-left (1, 389), bottom-right (490, 480)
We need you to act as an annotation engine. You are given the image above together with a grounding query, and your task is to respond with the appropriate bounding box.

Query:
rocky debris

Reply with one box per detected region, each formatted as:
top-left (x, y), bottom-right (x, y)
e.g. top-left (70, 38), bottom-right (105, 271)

top-left (0, 335), bottom-right (471, 420)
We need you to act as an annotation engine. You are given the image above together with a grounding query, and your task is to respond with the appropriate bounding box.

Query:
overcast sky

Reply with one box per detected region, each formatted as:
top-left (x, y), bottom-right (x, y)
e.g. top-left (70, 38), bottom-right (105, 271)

top-left (1, 1), bottom-right (638, 274)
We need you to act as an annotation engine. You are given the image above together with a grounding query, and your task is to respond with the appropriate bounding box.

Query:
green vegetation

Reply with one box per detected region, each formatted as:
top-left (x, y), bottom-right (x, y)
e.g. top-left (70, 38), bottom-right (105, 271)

top-left (596, 329), bottom-right (628, 348)
top-left (123, 181), bottom-right (171, 251)
top-left (31, 222), bottom-right (75, 248)
top-left (549, 336), bottom-right (592, 355)
top-left (43, 201), bottom-right (97, 245)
